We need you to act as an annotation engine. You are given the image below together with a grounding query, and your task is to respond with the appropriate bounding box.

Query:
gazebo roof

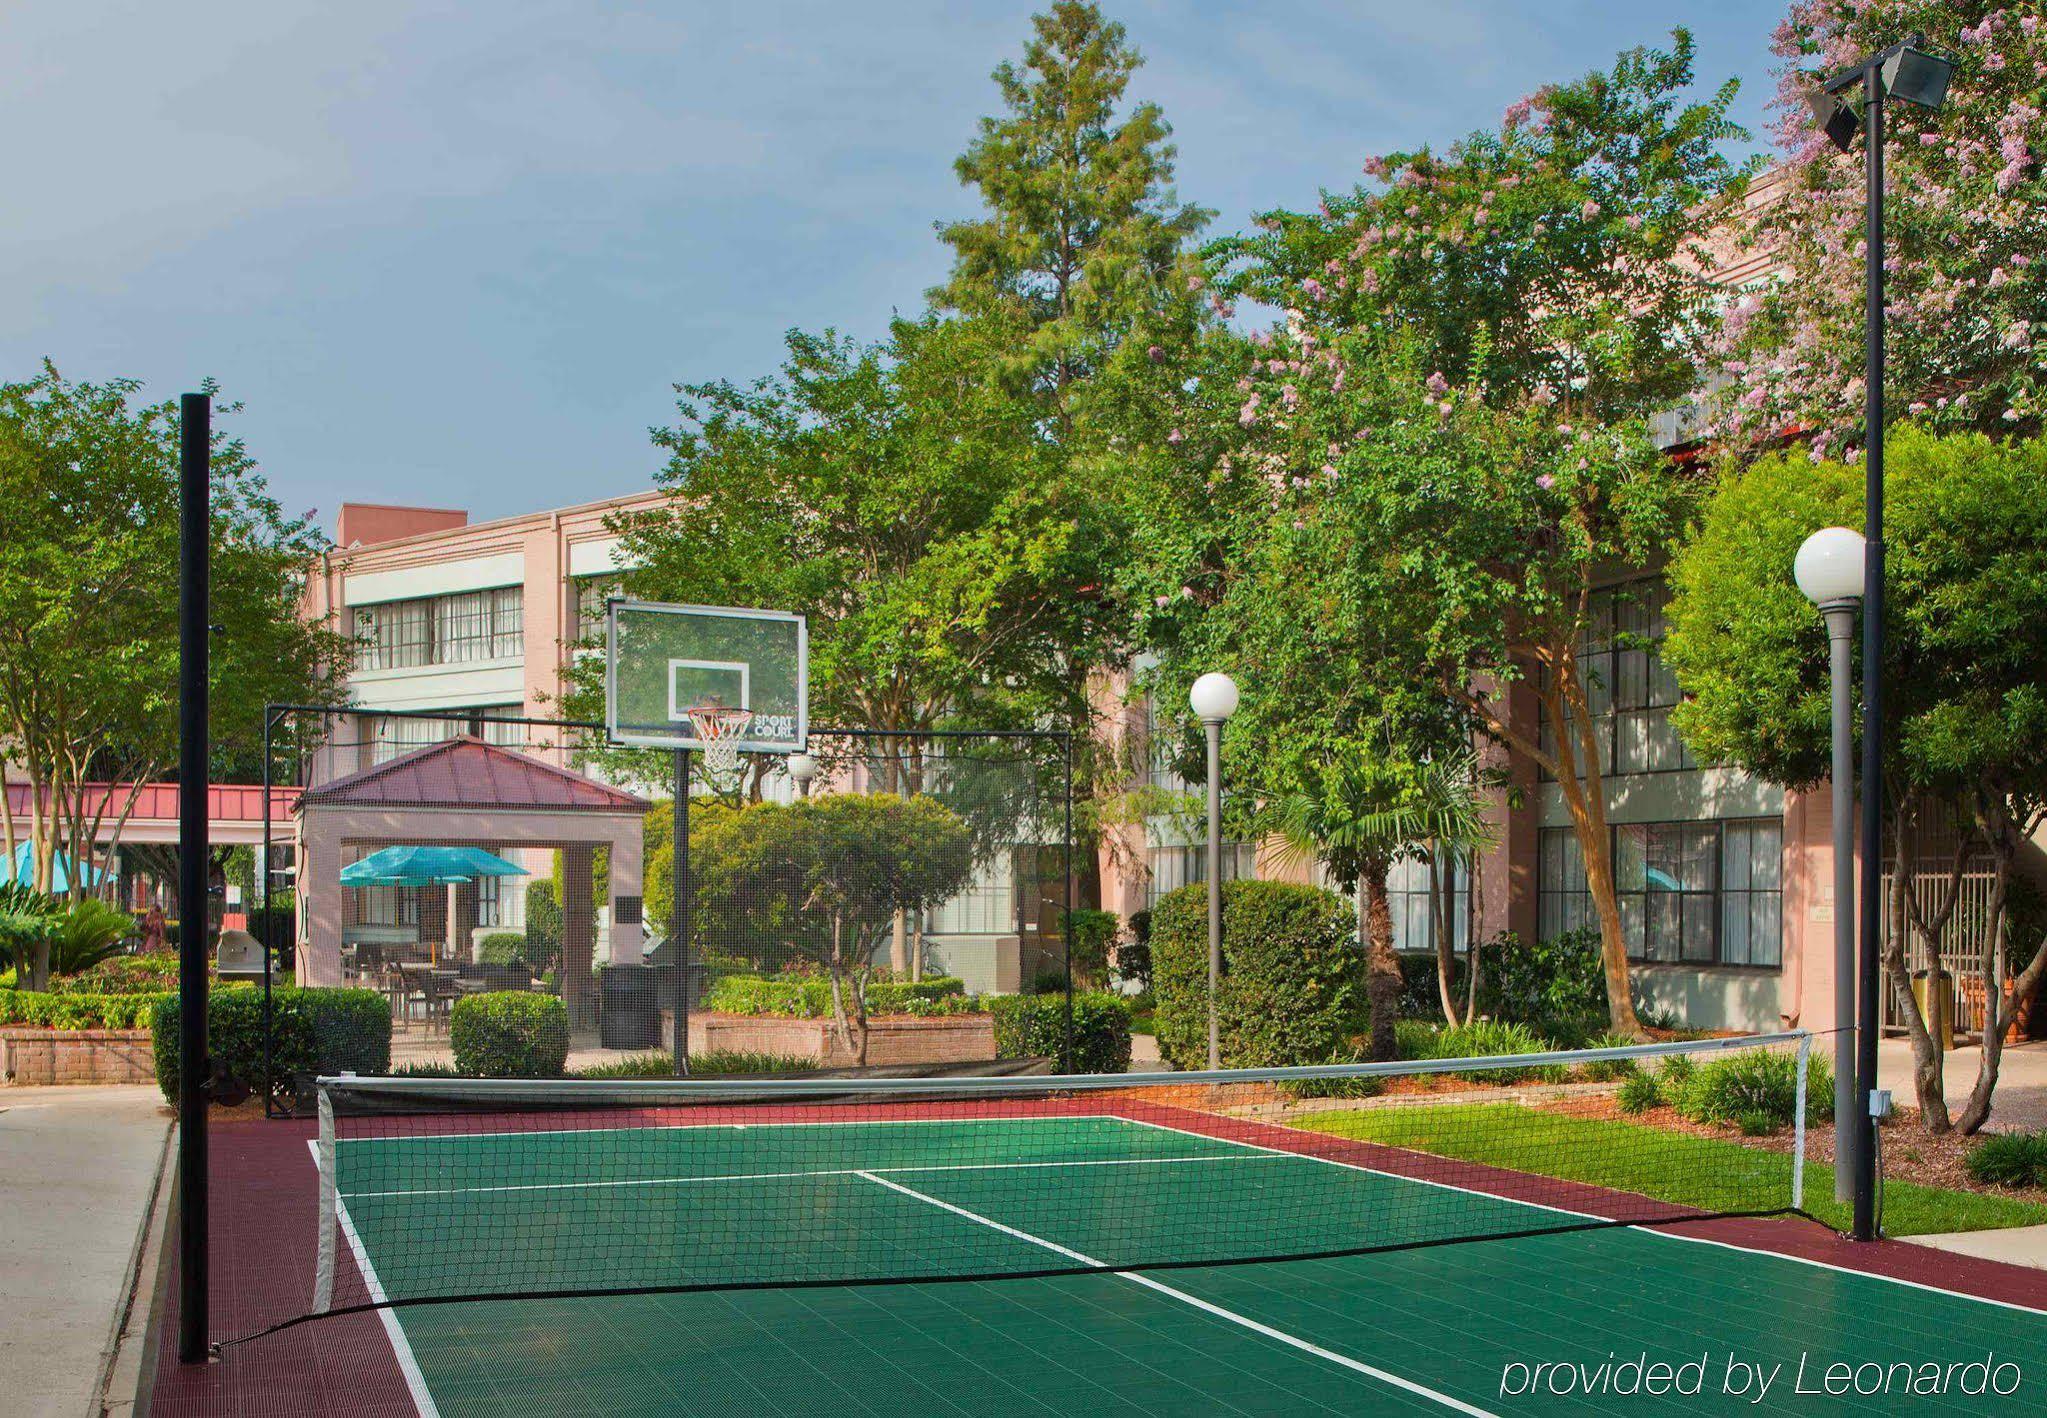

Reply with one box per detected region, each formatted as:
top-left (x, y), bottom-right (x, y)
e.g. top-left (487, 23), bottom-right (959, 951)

top-left (300, 735), bottom-right (650, 814)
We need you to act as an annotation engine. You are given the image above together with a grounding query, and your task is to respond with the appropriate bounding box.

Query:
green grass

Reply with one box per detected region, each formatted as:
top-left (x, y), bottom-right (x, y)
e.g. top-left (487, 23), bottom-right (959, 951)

top-left (1290, 1102), bottom-right (2047, 1238)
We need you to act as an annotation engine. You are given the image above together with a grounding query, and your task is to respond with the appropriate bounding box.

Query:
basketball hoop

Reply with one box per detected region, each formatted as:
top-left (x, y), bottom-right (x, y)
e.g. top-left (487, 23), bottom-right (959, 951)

top-left (685, 703), bottom-right (754, 776)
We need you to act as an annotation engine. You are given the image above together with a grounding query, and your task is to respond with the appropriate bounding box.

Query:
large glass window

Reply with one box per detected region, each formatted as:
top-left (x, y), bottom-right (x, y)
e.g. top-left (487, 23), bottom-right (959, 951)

top-left (356, 587), bottom-right (524, 670)
top-left (1539, 578), bottom-right (1696, 778)
top-left (1388, 851), bottom-right (1470, 955)
top-left (1538, 819), bottom-right (1782, 967)
top-left (372, 705), bottom-right (528, 763)
top-left (571, 576), bottom-right (621, 644)
top-left (925, 855), bottom-right (1016, 935)
top-left (1147, 843), bottom-right (1256, 909)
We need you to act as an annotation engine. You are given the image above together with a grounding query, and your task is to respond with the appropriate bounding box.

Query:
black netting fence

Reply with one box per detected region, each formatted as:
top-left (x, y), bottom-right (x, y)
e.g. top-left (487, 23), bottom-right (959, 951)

top-left (255, 707), bottom-right (1074, 1113)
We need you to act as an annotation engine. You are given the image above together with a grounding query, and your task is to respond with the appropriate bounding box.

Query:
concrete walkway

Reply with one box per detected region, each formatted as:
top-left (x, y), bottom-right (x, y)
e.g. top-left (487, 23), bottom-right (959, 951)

top-left (0, 1086), bottom-right (170, 1418)
top-left (1902, 1224), bottom-right (2047, 1272)
top-left (1876, 1037), bottom-right (2047, 1132)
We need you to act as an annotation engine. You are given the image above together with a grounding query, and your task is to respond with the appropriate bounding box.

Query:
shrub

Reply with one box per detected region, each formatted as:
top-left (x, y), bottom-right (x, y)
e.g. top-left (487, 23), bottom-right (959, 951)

top-left (1478, 928), bottom-right (1605, 1034)
top-left (150, 987), bottom-right (390, 1107)
top-left (449, 992), bottom-right (571, 1078)
top-left (1062, 909), bottom-right (1120, 989)
top-left (1419, 1019), bottom-right (1566, 1084)
top-left (477, 933), bottom-right (527, 966)
top-left (49, 900), bottom-right (137, 975)
top-left (1397, 953), bottom-right (1458, 1019)
top-left (1671, 1049), bottom-right (1832, 1131)
top-left (0, 989), bottom-right (169, 1030)
top-left (389, 1061), bottom-right (464, 1078)
top-left (569, 1049), bottom-right (815, 1079)
top-left (705, 975), bottom-right (970, 1018)
top-left (1116, 910), bottom-right (1154, 993)
top-left (1026, 969), bottom-right (1069, 995)
top-left (1578, 1030), bottom-right (1643, 1082)
top-left (524, 880), bottom-right (563, 955)
top-left (55, 953), bottom-right (183, 994)
top-left (1617, 1070), bottom-right (1662, 1113)
top-left (989, 992), bottom-right (1132, 1074)
top-left (1964, 1132), bottom-right (2047, 1190)
top-left (1394, 1018), bottom-right (1440, 1060)
top-left (1151, 880), bottom-right (1361, 1070)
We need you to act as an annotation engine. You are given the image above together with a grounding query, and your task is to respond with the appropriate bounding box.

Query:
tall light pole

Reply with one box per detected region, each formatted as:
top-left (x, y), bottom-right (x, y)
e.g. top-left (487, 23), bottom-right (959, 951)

top-left (1796, 526), bottom-right (1866, 1203)
top-left (1807, 34), bottom-right (1952, 1242)
top-left (1189, 673), bottom-right (1240, 1070)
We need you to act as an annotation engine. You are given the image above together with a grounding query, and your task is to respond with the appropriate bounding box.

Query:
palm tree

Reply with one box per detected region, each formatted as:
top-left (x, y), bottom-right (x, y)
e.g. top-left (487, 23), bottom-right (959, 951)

top-left (1263, 747), bottom-right (1418, 1060)
top-left (1359, 748), bottom-right (1507, 1027)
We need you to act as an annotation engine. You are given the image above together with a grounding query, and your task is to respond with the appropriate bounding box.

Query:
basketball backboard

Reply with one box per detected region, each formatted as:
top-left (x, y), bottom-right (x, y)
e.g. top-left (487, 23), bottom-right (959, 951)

top-left (604, 601), bottom-right (808, 753)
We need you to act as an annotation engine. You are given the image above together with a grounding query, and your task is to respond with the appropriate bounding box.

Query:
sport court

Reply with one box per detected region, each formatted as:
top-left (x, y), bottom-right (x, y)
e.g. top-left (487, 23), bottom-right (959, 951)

top-left (222, 1095), bottom-right (2047, 1417)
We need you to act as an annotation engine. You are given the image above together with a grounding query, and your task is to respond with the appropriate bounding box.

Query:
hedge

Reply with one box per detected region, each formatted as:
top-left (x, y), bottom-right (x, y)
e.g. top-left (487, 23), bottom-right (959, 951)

top-left (989, 993), bottom-right (1132, 1074)
top-left (478, 932), bottom-right (527, 966)
top-left (704, 975), bottom-right (972, 1018)
top-left (52, 954), bottom-right (184, 995)
top-left (0, 989), bottom-right (170, 1030)
top-left (1063, 909), bottom-right (1121, 988)
top-left (450, 992), bottom-right (571, 1077)
top-left (151, 987), bottom-right (390, 1107)
top-left (1151, 879), bottom-right (1363, 1070)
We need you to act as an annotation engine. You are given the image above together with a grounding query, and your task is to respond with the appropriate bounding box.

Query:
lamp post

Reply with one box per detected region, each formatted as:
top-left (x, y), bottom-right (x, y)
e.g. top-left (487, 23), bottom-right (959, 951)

top-left (1796, 526), bottom-right (1866, 1203)
top-left (1189, 673), bottom-right (1240, 1070)
top-left (1807, 33), bottom-right (1953, 1243)
top-left (787, 751), bottom-right (817, 800)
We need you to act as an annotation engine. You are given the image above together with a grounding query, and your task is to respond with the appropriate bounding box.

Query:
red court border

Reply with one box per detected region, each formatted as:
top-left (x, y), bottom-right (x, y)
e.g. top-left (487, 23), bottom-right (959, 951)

top-left (148, 1095), bottom-right (2047, 1416)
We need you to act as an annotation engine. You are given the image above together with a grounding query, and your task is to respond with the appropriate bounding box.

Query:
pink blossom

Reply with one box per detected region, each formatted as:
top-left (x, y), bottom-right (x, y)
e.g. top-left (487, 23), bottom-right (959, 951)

top-left (1180, 586), bottom-right (1195, 600)
top-left (1147, 344), bottom-right (1166, 363)
top-left (1530, 382), bottom-right (1558, 407)
top-left (1281, 384), bottom-right (1300, 410)
top-left (1363, 155), bottom-right (1391, 180)
top-left (1425, 370), bottom-right (1450, 396)
top-left (1503, 96), bottom-right (1535, 129)
top-left (1167, 428), bottom-right (1184, 445)
top-left (1536, 473), bottom-right (1556, 489)
top-left (1302, 277), bottom-right (1326, 301)
top-left (1238, 397), bottom-right (1261, 427)
top-left (1187, 275), bottom-right (1205, 292)
top-left (1154, 594), bottom-right (1171, 608)
top-left (1581, 200), bottom-right (1602, 220)
top-left (1624, 214), bottom-right (1644, 231)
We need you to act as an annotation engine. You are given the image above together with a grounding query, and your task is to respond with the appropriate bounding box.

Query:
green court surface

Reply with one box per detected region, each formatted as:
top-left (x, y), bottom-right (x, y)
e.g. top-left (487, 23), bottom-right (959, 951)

top-left (331, 1113), bottom-right (2047, 1416)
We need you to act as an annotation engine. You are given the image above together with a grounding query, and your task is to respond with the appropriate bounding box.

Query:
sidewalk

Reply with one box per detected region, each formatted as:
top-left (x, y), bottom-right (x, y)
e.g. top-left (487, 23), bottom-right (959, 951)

top-left (0, 1086), bottom-right (170, 1418)
top-left (1876, 1036), bottom-right (2047, 1132)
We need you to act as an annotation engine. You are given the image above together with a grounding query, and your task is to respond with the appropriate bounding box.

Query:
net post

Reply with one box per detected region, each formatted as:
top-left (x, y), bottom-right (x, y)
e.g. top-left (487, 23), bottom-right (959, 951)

top-left (313, 1083), bottom-right (337, 1314)
top-left (1061, 727), bottom-right (1075, 1074)
top-left (261, 706), bottom-right (275, 1118)
top-left (176, 392), bottom-right (210, 1364)
top-left (1792, 1033), bottom-right (1810, 1212)
top-left (673, 748), bottom-right (691, 1078)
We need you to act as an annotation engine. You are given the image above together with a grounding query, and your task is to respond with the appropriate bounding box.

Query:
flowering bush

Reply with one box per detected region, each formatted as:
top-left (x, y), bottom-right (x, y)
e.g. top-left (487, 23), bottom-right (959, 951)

top-left (1715, 2), bottom-right (2047, 446)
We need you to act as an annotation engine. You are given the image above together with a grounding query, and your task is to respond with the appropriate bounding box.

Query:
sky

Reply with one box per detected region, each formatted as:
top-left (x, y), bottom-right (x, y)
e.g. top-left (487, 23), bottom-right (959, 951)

top-left (3, 0), bottom-right (1789, 530)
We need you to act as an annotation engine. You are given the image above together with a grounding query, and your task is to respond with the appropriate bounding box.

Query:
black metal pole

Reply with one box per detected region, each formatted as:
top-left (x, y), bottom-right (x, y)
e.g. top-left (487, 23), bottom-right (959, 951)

top-left (176, 393), bottom-right (210, 1362)
top-left (260, 708), bottom-right (274, 1119)
top-left (1061, 729), bottom-right (1075, 1074)
top-left (1852, 66), bottom-right (1885, 1243)
top-left (673, 748), bottom-right (691, 1077)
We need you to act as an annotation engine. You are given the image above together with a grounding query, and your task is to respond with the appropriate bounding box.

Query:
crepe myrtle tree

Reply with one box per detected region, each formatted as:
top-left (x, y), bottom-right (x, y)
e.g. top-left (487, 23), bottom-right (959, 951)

top-left (689, 794), bottom-right (974, 1065)
top-left (1665, 428), bottom-right (2047, 1133)
top-left (1714, 2), bottom-right (2047, 452)
top-left (1126, 36), bottom-right (1746, 1036)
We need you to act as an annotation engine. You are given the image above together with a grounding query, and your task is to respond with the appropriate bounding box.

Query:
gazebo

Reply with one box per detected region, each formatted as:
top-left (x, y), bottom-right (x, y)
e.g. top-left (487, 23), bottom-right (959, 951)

top-left (293, 736), bottom-right (650, 1026)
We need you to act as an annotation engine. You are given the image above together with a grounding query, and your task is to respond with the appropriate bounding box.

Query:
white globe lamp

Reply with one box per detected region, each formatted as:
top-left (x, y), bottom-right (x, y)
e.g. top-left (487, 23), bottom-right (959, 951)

top-left (1794, 526), bottom-right (1867, 606)
top-left (1189, 672), bottom-right (1241, 723)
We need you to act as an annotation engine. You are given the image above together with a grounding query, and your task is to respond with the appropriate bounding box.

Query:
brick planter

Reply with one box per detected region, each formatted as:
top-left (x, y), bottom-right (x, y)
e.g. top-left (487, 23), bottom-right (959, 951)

top-left (1, 1028), bottom-right (156, 1086)
top-left (690, 1012), bottom-right (996, 1067)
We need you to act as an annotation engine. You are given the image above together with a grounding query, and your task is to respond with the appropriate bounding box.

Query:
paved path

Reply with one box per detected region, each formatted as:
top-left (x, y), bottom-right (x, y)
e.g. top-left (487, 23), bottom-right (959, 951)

top-left (1877, 1037), bottom-right (2047, 1131)
top-left (1903, 1223), bottom-right (2047, 1272)
top-left (0, 1086), bottom-right (169, 1418)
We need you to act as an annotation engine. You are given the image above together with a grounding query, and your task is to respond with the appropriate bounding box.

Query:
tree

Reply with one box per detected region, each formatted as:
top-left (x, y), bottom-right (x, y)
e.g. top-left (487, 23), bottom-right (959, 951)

top-left (0, 364), bottom-right (351, 986)
top-left (1713, 2), bottom-right (2047, 450)
top-left (691, 794), bottom-right (973, 1063)
top-left (1264, 747), bottom-right (1422, 1061)
top-left (932, 0), bottom-right (1211, 437)
top-left (1664, 428), bottom-right (2047, 1133)
top-left (1132, 33), bottom-right (1747, 1034)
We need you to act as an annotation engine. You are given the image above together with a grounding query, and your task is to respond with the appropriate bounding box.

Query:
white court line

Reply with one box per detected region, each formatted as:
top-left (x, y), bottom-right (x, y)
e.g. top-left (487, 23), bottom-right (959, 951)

top-left (1110, 1111), bottom-right (2047, 1318)
top-left (341, 1151), bottom-right (1285, 1200)
top-left (339, 1112), bottom-right (1126, 1145)
top-left (854, 1169), bottom-right (1498, 1417)
top-left (305, 1139), bottom-right (441, 1418)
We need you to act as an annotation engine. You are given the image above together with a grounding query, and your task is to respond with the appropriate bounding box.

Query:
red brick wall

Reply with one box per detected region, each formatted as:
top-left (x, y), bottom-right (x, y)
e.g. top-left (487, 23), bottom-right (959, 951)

top-left (0, 1029), bottom-right (156, 1085)
top-left (690, 1013), bottom-right (997, 1067)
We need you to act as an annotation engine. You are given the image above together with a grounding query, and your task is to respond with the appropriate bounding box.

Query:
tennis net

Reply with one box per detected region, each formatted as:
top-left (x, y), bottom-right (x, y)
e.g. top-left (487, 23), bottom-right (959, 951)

top-left (275, 1031), bottom-right (1814, 1341)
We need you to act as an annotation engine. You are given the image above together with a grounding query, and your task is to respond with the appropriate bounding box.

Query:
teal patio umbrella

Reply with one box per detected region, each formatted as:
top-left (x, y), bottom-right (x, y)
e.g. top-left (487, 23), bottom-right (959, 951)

top-left (340, 845), bottom-right (527, 963)
top-left (4, 841), bottom-right (108, 893)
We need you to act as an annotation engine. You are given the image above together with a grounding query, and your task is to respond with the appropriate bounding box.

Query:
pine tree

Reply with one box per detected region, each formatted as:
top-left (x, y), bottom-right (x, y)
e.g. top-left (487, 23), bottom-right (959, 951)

top-left (933, 1), bottom-right (1211, 432)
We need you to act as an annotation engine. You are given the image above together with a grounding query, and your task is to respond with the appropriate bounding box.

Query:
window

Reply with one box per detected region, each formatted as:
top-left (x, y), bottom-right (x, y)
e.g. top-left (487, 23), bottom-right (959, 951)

top-left (355, 587), bottom-right (524, 670)
top-left (925, 855), bottom-right (1016, 935)
top-left (1538, 819), bottom-right (1782, 968)
top-left (572, 577), bottom-right (621, 644)
top-left (1147, 843), bottom-right (1256, 909)
top-left (475, 862), bottom-right (504, 929)
top-left (372, 706), bottom-right (527, 762)
top-left (1539, 578), bottom-right (1696, 778)
top-left (1387, 851), bottom-right (1470, 955)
